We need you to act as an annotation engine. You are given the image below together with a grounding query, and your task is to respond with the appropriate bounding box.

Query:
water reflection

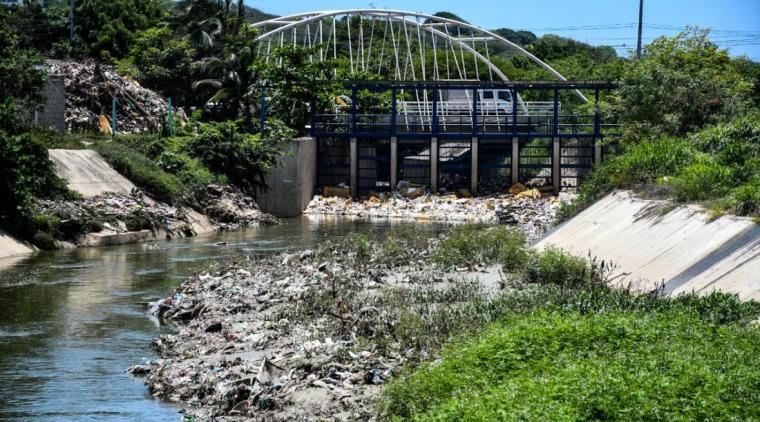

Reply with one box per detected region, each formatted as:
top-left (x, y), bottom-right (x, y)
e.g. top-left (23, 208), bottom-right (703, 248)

top-left (0, 217), bottom-right (421, 420)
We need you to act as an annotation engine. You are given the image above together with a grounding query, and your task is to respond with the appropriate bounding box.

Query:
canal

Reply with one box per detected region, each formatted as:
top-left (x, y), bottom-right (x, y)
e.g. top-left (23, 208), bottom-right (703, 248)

top-left (0, 218), bottom-right (403, 421)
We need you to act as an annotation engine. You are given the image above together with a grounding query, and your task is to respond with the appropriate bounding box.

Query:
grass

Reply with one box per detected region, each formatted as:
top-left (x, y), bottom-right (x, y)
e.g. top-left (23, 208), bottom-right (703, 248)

top-left (557, 114), bottom-right (760, 222)
top-left (374, 225), bottom-right (760, 420)
top-left (382, 305), bottom-right (760, 421)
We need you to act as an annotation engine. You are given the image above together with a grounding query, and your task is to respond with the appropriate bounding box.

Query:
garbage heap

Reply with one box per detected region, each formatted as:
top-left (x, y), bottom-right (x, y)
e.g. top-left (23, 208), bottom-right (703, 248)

top-left (47, 60), bottom-right (187, 134)
top-left (34, 190), bottom-right (205, 246)
top-left (203, 184), bottom-right (279, 230)
top-left (305, 189), bottom-right (571, 242)
top-left (34, 185), bottom-right (277, 247)
top-left (132, 234), bottom-right (507, 421)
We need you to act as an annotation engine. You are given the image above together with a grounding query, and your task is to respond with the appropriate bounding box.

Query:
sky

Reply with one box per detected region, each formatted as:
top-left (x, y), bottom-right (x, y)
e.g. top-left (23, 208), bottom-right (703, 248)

top-left (247, 0), bottom-right (760, 60)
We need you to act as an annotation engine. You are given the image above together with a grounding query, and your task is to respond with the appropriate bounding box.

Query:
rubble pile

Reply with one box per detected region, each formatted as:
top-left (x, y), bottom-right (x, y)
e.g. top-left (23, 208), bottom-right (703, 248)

top-left (134, 241), bottom-right (477, 421)
top-left (305, 192), bottom-right (571, 242)
top-left (48, 60), bottom-right (187, 133)
top-left (203, 184), bottom-right (278, 230)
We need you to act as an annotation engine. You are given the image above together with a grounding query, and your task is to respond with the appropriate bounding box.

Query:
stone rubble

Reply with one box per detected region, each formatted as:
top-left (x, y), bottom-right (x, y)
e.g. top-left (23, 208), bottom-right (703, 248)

top-left (48, 60), bottom-right (187, 134)
top-left (304, 192), bottom-right (572, 242)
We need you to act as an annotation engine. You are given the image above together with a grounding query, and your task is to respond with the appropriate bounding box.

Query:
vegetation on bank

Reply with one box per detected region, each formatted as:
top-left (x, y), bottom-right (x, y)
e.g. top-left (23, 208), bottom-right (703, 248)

top-left (362, 225), bottom-right (760, 421)
top-left (558, 29), bottom-right (760, 222)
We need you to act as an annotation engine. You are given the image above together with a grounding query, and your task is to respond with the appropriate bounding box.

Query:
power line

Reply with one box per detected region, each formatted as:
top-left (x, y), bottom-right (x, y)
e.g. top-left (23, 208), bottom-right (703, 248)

top-left (636, 0), bottom-right (643, 58)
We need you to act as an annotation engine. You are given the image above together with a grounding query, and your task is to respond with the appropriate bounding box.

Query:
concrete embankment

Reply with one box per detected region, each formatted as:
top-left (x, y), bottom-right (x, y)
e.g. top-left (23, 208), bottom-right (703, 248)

top-left (0, 230), bottom-right (33, 260)
top-left (50, 148), bottom-right (214, 242)
top-left (535, 191), bottom-right (760, 300)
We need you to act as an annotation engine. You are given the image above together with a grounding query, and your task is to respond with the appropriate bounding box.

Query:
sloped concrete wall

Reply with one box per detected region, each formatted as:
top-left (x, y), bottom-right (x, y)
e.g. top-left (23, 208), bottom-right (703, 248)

top-left (0, 229), bottom-right (33, 259)
top-left (48, 149), bottom-right (213, 235)
top-left (49, 149), bottom-right (136, 198)
top-left (534, 191), bottom-right (760, 301)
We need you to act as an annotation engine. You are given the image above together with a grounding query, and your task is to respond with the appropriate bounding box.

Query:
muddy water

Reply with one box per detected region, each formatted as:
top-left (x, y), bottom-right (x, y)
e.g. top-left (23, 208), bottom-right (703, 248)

top-left (0, 218), bottom-right (411, 421)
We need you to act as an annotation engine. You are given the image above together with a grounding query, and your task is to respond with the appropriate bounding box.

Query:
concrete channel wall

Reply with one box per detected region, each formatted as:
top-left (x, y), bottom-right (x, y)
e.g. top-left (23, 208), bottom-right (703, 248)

top-left (535, 191), bottom-right (760, 301)
top-left (0, 230), bottom-right (33, 260)
top-left (256, 137), bottom-right (317, 217)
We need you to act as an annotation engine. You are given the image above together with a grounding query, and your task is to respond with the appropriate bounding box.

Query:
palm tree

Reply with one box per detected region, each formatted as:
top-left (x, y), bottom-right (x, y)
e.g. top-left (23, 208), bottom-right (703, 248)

top-left (192, 24), bottom-right (260, 129)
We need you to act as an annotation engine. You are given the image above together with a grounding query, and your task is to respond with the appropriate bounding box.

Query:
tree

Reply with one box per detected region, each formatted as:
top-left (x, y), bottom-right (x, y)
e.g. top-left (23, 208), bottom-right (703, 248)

top-left (261, 46), bottom-right (341, 136)
top-left (75, 0), bottom-right (166, 59)
top-left (0, 5), bottom-right (46, 132)
top-left (193, 24), bottom-right (261, 129)
top-left (117, 27), bottom-right (197, 106)
top-left (616, 28), bottom-right (754, 141)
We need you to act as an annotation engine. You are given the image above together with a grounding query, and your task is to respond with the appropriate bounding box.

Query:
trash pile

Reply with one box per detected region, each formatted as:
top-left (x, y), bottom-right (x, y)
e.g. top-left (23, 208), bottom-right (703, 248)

top-left (132, 236), bottom-right (493, 421)
top-left (203, 184), bottom-right (278, 230)
top-left (48, 60), bottom-right (187, 134)
top-left (34, 185), bottom-right (277, 247)
top-left (305, 189), bottom-right (572, 242)
top-left (35, 189), bottom-right (203, 244)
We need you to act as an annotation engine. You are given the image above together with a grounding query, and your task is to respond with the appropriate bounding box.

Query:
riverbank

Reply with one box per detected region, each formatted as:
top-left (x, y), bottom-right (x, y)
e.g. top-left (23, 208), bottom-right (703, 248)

top-left (133, 223), bottom-right (760, 421)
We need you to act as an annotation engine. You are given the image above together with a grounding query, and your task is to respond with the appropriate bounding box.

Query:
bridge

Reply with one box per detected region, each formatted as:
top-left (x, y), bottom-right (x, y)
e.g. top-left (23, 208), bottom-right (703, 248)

top-left (253, 10), bottom-right (620, 198)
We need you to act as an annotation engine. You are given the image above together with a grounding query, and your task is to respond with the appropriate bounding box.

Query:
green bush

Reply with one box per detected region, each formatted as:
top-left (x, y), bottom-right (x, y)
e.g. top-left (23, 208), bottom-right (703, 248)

top-left (433, 225), bottom-right (527, 268)
top-left (526, 246), bottom-right (591, 287)
top-left (667, 155), bottom-right (732, 202)
top-left (382, 307), bottom-right (760, 421)
top-left (0, 131), bottom-right (72, 240)
top-left (190, 121), bottom-right (282, 192)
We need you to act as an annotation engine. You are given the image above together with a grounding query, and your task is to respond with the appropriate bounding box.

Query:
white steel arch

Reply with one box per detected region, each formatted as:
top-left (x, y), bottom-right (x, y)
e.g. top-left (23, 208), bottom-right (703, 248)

top-left (252, 9), bottom-right (588, 103)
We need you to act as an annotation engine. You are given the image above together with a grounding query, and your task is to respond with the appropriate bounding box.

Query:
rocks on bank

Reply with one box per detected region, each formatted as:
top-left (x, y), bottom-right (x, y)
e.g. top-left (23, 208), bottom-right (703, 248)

top-left (34, 185), bottom-right (276, 249)
top-left (37, 149), bottom-right (276, 250)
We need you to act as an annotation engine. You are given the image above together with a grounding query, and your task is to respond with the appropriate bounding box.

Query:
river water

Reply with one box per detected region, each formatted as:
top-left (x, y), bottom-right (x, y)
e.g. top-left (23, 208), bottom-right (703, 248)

top-left (0, 218), bottom-right (404, 421)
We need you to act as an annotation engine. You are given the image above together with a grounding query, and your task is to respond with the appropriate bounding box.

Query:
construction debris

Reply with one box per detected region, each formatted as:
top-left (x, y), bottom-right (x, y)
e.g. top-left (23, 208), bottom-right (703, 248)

top-left (47, 60), bottom-right (187, 134)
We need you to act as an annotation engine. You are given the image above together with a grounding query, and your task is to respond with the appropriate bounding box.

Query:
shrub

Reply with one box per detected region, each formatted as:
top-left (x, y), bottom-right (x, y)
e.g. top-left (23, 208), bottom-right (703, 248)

top-left (0, 130), bottom-right (71, 240)
top-left (667, 155), bottom-right (732, 202)
top-left (526, 246), bottom-right (590, 287)
top-left (190, 121), bottom-right (282, 192)
top-left (433, 225), bottom-right (527, 268)
top-left (95, 142), bottom-right (185, 204)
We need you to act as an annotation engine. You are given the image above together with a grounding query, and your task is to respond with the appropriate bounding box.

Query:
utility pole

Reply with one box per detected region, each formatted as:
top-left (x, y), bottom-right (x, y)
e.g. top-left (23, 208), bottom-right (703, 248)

top-left (69, 0), bottom-right (75, 41)
top-left (636, 0), bottom-right (644, 58)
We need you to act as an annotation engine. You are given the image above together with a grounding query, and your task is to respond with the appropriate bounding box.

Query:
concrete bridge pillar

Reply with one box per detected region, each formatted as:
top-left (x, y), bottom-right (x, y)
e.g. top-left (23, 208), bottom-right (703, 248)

top-left (470, 137), bottom-right (479, 194)
top-left (430, 137), bottom-right (438, 193)
top-left (552, 137), bottom-right (561, 195)
top-left (594, 139), bottom-right (603, 166)
top-left (390, 136), bottom-right (398, 189)
top-left (350, 137), bottom-right (358, 199)
top-left (511, 137), bottom-right (519, 185)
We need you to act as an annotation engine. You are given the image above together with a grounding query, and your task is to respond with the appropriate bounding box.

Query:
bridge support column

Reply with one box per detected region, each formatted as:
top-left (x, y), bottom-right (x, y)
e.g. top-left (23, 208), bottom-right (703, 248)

top-left (470, 137), bottom-right (478, 195)
top-left (511, 137), bottom-right (519, 185)
top-left (350, 137), bottom-right (358, 199)
top-left (390, 136), bottom-right (398, 190)
top-left (594, 139), bottom-right (603, 166)
top-left (552, 137), bottom-right (561, 195)
top-left (430, 137), bottom-right (438, 193)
